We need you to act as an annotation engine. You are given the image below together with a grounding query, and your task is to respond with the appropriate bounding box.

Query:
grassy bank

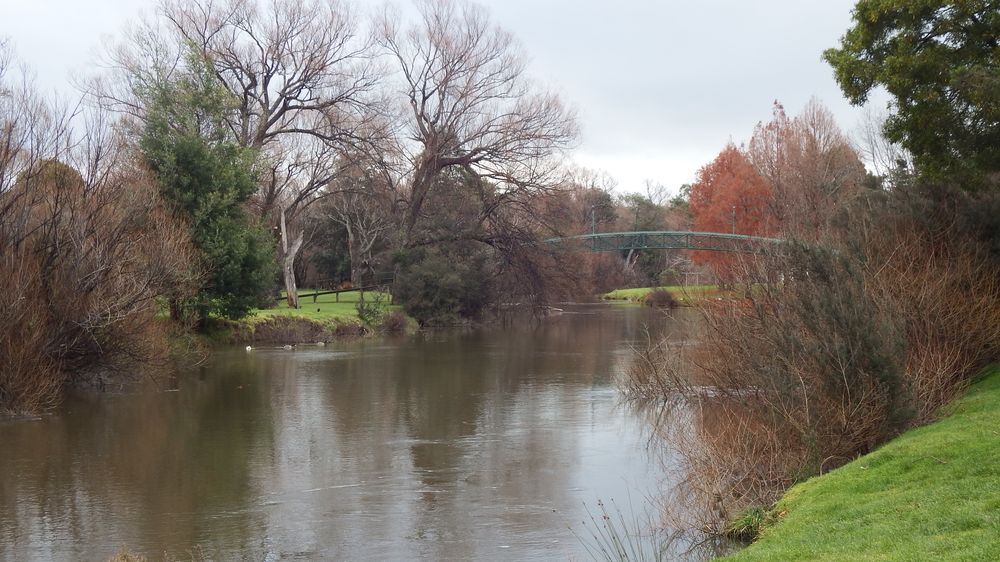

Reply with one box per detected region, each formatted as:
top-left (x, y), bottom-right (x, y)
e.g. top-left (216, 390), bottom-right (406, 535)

top-left (204, 289), bottom-right (407, 344)
top-left (602, 285), bottom-right (729, 305)
top-left (728, 365), bottom-right (1000, 561)
top-left (260, 289), bottom-right (394, 322)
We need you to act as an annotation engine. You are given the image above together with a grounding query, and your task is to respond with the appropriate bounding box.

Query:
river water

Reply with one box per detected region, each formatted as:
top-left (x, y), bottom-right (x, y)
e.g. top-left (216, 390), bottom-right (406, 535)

top-left (1, 304), bottom-right (701, 561)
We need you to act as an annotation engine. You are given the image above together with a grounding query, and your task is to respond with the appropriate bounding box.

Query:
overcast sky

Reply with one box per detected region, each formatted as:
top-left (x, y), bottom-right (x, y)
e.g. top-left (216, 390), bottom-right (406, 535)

top-left (5, 0), bottom-right (879, 196)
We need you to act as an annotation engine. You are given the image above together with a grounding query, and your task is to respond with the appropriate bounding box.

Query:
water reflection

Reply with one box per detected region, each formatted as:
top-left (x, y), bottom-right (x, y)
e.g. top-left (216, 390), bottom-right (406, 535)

top-left (1, 305), bottom-right (702, 561)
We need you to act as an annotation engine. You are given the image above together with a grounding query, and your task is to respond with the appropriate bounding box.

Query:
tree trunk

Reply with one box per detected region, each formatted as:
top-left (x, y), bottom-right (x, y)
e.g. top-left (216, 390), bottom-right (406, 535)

top-left (624, 249), bottom-right (638, 273)
top-left (403, 156), bottom-right (439, 245)
top-left (346, 228), bottom-right (363, 286)
top-left (280, 208), bottom-right (304, 309)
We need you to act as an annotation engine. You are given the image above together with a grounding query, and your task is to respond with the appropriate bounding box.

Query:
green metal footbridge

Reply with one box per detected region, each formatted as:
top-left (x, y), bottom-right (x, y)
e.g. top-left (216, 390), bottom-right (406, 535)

top-left (545, 231), bottom-right (783, 253)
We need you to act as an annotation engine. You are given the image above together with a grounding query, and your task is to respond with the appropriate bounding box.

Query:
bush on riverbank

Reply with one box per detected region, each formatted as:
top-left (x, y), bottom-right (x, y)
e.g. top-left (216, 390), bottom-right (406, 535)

top-left (623, 195), bottom-right (1000, 535)
top-left (0, 159), bottom-right (199, 415)
top-left (393, 243), bottom-right (493, 326)
top-left (250, 316), bottom-right (364, 343)
top-left (380, 311), bottom-right (410, 334)
top-left (728, 365), bottom-right (1000, 560)
top-left (642, 288), bottom-right (678, 308)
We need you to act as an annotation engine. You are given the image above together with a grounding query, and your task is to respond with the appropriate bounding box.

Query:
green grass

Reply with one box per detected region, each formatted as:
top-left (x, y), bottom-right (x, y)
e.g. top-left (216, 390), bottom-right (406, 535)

top-left (728, 365), bottom-right (1000, 561)
top-left (201, 289), bottom-right (407, 344)
top-left (252, 289), bottom-right (396, 323)
top-left (602, 285), bottom-right (727, 304)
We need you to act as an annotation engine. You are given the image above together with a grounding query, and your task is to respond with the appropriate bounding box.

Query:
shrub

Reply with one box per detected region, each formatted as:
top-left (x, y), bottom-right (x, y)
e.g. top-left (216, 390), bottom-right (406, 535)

top-left (355, 292), bottom-right (386, 326)
top-left (393, 243), bottom-right (492, 326)
top-left (0, 159), bottom-right (199, 414)
top-left (623, 201), bottom-right (1000, 535)
top-left (0, 259), bottom-right (62, 414)
top-left (725, 506), bottom-right (770, 542)
top-left (643, 289), bottom-right (677, 308)
top-left (380, 311), bottom-right (408, 334)
top-left (333, 321), bottom-right (366, 338)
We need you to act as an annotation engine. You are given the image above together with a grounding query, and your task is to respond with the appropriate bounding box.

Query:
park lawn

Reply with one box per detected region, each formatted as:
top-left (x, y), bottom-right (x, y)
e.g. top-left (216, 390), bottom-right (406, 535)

top-left (252, 289), bottom-right (396, 323)
top-left (602, 285), bottom-right (726, 304)
top-left (728, 365), bottom-right (1000, 561)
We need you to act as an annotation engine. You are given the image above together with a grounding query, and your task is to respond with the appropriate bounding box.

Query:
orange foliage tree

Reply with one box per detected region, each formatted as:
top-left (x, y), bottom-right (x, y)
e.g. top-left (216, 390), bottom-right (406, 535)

top-left (689, 144), bottom-right (775, 278)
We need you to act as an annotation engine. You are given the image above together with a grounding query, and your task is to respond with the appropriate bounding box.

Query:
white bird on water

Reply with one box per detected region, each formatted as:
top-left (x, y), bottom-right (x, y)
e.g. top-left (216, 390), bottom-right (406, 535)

top-left (245, 345), bottom-right (252, 351)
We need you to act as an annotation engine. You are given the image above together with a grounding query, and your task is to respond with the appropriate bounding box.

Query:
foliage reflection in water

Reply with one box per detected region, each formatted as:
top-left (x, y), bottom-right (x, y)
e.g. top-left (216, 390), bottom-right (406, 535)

top-left (1, 304), bottom-right (720, 561)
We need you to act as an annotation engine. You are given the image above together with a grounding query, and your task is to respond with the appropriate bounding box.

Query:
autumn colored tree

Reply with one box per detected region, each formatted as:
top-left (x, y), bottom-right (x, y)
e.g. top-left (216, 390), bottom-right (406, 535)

top-left (746, 100), bottom-right (866, 241)
top-left (689, 144), bottom-right (774, 277)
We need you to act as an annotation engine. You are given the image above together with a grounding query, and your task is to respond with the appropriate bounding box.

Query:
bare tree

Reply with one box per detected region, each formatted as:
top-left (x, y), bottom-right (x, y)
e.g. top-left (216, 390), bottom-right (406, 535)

top-left (376, 0), bottom-right (578, 247)
top-left (93, 0), bottom-right (386, 308)
top-left (644, 179), bottom-right (670, 207)
top-left (1, 43), bottom-right (199, 412)
top-left (324, 160), bottom-right (394, 285)
top-left (1, 41), bottom-right (74, 197)
top-left (854, 105), bottom-right (914, 188)
top-left (747, 98), bottom-right (866, 241)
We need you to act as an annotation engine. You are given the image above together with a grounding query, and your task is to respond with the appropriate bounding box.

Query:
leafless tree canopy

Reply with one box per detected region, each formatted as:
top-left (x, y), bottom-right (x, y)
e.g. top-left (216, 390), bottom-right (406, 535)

top-left (157, 0), bottom-right (389, 220)
top-left (854, 105), bottom-right (914, 187)
top-left (376, 0), bottom-right (578, 242)
top-left (93, 0), bottom-right (394, 307)
top-left (746, 99), bottom-right (866, 241)
top-left (161, 0), bottom-right (378, 145)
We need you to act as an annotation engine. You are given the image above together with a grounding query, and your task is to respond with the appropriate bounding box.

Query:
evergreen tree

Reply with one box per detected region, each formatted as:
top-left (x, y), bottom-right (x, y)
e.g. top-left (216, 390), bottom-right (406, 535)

top-left (140, 50), bottom-right (276, 320)
top-left (825, 1), bottom-right (1000, 187)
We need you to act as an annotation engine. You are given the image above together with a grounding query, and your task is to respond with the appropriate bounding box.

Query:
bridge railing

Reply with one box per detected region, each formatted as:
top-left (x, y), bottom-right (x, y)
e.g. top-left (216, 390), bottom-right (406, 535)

top-left (544, 231), bottom-right (784, 254)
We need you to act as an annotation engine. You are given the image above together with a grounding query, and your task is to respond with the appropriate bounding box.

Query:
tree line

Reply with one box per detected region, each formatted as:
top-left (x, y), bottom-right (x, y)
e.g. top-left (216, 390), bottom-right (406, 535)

top-left (3, 0), bottom-right (998, 436)
top-left (0, 0), bottom-right (695, 413)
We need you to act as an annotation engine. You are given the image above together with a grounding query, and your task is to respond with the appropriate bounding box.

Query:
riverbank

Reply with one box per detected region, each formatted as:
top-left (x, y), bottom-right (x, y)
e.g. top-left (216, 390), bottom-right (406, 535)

top-left (602, 285), bottom-right (730, 305)
top-left (203, 289), bottom-right (411, 344)
top-left (728, 365), bottom-right (1000, 560)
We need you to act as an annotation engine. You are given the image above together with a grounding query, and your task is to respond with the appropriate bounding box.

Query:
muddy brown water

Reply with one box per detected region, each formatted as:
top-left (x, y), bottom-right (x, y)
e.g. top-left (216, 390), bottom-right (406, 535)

top-left (0, 304), bottom-right (706, 561)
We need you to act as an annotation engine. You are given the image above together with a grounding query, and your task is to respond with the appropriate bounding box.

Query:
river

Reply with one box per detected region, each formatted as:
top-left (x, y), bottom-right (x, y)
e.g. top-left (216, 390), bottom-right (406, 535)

top-left (0, 304), bottom-right (707, 561)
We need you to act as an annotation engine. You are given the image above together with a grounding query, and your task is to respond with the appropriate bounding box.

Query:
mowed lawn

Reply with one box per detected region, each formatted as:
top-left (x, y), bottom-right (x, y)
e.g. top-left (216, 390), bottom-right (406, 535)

top-left (253, 289), bottom-right (395, 323)
top-left (728, 365), bottom-right (1000, 561)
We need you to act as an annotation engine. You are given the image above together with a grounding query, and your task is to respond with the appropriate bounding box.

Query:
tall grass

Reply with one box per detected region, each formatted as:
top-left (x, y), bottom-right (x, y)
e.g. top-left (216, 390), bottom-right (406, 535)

top-left (574, 495), bottom-right (736, 561)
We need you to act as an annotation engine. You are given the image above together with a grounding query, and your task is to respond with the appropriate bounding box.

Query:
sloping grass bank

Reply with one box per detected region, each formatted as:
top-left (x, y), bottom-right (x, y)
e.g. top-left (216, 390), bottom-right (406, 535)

top-left (260, 289), bottom-right (393, 322)
top-left (205, 289), bottom-right (407, 344)
top-left (728, 365), bottom-right (1000, 561)
top-left (602, 285), bottom-right (729, 305)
